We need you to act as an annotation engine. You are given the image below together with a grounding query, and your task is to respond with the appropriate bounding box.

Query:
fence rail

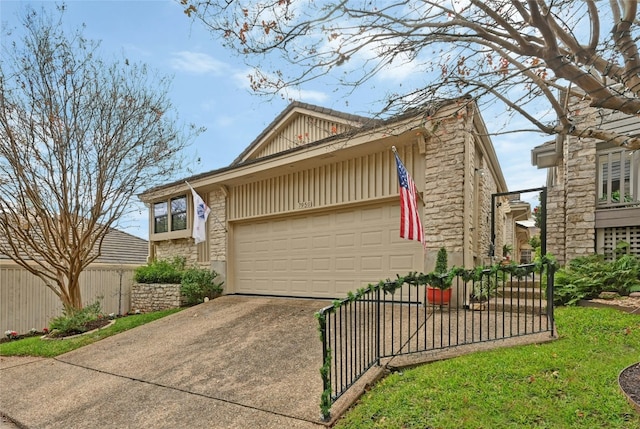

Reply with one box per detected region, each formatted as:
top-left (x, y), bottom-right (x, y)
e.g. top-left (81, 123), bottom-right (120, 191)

top-left (0, 261), bottom-right (137, 334)
top-left (317, 261), bottom-right (556, 419)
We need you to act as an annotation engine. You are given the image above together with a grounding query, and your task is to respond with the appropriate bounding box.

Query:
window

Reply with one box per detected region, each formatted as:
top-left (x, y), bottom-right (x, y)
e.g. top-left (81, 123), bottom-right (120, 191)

top-left (598, 149), bottom-right (639, 206)
top-left (520, 249), bottom-right (532, 264)
top-left (154, 202), bottom-right (168, 233)
top-left (153, 195), bottom-right (187, 234)
top-left (170, 196), bottom-right (187, 231)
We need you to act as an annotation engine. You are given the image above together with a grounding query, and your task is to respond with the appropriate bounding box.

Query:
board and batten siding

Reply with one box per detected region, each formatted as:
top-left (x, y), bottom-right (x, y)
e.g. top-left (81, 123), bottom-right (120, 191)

top-left (229, 146), bottom-right (422, 221)
top-left (1, 261), bottom-right (136, 334)
top-left (252, 114), bottom-right (357, 160)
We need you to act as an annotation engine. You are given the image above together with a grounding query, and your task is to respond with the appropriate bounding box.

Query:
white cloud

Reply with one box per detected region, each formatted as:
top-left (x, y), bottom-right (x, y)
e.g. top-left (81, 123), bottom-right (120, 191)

top-left (170, 51), bottom-right (230, 75)
top-left (233, 68), bottom-right (329, 104)
top-left (286, 88), bottom-right (329, 104)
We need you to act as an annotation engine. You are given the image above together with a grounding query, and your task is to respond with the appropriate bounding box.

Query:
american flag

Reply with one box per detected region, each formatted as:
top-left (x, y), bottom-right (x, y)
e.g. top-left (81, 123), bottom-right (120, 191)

top-left (394, 151), bottom-right (424, 245)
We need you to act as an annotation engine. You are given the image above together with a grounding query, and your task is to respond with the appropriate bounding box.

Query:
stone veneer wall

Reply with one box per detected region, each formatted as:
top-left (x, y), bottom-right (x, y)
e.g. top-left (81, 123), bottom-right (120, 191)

top-left (423, 102), bottom-right (504, 269)
top-left (155, 239), bottom-right (199, 265)
top-left (208, 188), bottom-right (228, 282)
top-left (565, 147), bottom-right (597, 258)
top-left (565, 101), bottom-right (598, 262)
top-left (131, 283), bottom-right (185, 312)
top-left (423, 109), bottom-right (467, 270)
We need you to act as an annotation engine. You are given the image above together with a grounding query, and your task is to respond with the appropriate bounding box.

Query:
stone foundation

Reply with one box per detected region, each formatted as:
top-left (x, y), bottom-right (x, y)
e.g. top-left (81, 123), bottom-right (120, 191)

top-left (131, 283), bottom-right (185, 312)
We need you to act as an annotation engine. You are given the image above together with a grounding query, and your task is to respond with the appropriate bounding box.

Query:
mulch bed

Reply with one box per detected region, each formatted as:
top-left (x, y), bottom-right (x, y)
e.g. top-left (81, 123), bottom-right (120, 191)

top-left (619, 362), bottom-right (640, 413)
top-left (0, 318), bottom-right (113, 343)
top-left (45, 318), bottom-right (112, 338)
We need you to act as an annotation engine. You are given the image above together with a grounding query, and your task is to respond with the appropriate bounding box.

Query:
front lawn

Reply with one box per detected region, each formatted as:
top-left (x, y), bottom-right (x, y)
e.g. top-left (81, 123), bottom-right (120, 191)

top-left (0, 308), bottom-right (181, 358)
top-left (335, 306), bottom-right (640, 428)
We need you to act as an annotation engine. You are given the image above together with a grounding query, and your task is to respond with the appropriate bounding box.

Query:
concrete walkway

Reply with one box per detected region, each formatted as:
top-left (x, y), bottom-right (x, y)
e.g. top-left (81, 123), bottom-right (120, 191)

top-left (0, 296), bottom-right (329, 429)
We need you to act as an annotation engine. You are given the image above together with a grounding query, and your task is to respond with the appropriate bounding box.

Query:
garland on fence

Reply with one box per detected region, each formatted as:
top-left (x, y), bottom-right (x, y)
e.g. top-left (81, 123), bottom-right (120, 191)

top-left (314, 254), bottom-right (558, 419)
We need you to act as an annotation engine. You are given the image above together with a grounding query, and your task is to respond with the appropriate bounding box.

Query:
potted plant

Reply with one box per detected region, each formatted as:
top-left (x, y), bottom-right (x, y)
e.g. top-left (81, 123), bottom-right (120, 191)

top-left (468, 278), bottom-right (491, 310)
top-left (426, 247), bottom-right (453, 305)
top-left (502, 244), bottom-right (513, 263)
top-left (468, 267), bottom-right (502, 310)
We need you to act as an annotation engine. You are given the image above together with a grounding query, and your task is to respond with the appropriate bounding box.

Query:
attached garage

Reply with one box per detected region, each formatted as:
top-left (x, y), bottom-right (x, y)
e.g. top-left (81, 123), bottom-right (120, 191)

top-left (232, 201), bottom-right (424, 298)
top-left (141, 100), bottom-right (509, 301)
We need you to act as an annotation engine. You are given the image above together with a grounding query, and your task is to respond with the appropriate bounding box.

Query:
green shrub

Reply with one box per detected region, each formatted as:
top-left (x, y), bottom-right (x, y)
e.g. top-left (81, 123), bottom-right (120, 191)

top-left (180, 267), bottom-right (224, 306)
top-left (435, 247), bottom-right (448, 274)
top-left (554, 254), bottom-right (640, 306)
top-left (49, 300), bottom-right (104, 336)
top-left (134, 256), bottom-right (186, 284)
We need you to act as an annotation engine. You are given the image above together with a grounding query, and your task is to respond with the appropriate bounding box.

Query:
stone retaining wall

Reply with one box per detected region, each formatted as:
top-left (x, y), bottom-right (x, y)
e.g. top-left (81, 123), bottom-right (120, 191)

top-left (131, 283), bottom-right (185, 312)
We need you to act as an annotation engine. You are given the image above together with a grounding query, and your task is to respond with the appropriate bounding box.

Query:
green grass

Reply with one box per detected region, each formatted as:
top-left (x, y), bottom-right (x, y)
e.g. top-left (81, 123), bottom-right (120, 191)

top-left (0, 308), bottom-right (181, 358)
top-left (335, 307), bottom-right (640, 429)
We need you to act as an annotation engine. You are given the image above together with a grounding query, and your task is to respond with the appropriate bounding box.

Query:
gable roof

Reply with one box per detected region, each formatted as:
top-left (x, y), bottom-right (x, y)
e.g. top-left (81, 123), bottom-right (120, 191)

top-left (0, 227), bottom-right (148, 266)
top-left (93, 228), bottom-right (148, 264)
top-left (231, 101), bottom-right (377, 166)
top-left (139, 97), bottom-right (506, 200)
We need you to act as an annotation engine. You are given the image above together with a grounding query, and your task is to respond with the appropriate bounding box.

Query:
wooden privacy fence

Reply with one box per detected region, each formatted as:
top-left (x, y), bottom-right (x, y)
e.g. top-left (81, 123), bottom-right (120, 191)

top-left (0, 261), bottom-right (137, 334)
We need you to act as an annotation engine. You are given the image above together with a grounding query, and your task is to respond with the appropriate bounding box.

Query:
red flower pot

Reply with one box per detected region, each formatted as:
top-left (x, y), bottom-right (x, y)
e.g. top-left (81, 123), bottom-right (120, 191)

top-left (426, 286), bottom-right (452, 305)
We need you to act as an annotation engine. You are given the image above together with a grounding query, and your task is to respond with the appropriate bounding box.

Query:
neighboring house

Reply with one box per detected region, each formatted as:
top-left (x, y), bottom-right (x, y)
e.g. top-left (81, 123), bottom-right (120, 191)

top-left (503, 197), bottom-right (532, 263)
top-left (532, 97), bottom-right (640, 265)
top-left (139, 99), bottom-right (513, 300)
top-left (0, 228), bottom-right (148, 334)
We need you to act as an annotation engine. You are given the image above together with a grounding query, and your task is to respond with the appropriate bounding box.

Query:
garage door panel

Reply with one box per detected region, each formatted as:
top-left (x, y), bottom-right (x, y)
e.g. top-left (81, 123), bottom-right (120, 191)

top-left (232, 202), bottom-right (424, 298)
top-left (312, 235), bottom-right (331, 249)
top-left (312, 257), bottom-right (331, 271)
top-left (271, 280), bottom-right (290, 293)
top-left (254, 260), bottom-right (271, 272)
top-left (390, 254), bottom-right (420, 271)
top-left (291, 237), bottom-right (309, 250)
top-left (335, 233), bottom-right (355, 248)
top-left (271, 238), bottom-right (288, 251)
top-left (311, 279), bottom-right (332, 295)
top-left (361, 230), bottom-right (384, 246)
top-left (291, 258), bottom-right (309, 271)
top-left (272, 259), bottom-right (289, 272)
top-left (312, 214), bottom-right (331, 227)
top-left (361, 256), bottom-right (383, 270)
top-left (361, 205), bottom-right (384, 221)
top-left (335, 257), bottom-right (355, 271)
top-left (272, 219), bottom-right (289, 232)
top-left (334, 210), bottom-right (356, 224)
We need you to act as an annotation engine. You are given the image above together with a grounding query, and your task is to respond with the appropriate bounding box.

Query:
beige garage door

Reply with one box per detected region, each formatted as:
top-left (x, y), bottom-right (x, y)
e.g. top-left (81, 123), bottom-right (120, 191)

top-left (232, 202), bottom-right (424, 298)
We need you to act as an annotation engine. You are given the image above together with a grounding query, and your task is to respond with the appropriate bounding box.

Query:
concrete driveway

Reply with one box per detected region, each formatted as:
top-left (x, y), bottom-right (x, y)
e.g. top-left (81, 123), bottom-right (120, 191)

top-left (0, 296), bottom-right (330, 429)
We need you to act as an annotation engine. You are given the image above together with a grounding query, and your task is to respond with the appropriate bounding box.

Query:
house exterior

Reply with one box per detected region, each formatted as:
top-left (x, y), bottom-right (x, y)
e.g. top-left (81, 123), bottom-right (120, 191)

top-left (139, 99), bottom-right (512, 300)
top-left (503, 198), bottom-right (532, 263)
top-left (532, 97), bottom-right (640, 265)
top-left (0, 228), bottom-right (148, 334)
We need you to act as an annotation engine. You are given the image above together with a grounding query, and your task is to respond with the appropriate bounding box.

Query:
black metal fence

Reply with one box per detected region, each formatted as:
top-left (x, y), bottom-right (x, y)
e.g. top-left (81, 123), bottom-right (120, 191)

top-left (317, 260), bottom-right (556, 419)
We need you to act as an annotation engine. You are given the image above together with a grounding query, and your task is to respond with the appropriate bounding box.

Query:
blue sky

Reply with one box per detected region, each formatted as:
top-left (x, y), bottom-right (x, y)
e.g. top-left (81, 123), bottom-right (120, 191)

top-left (1, 0), bottom-right (548, 239)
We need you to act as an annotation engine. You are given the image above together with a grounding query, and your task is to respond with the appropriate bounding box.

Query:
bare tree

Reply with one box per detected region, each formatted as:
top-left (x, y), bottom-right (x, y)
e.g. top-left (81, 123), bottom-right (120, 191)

top-left (182, 0), bottom-right (640, 149)
top-left (0, 6), bottom-right (201, 311)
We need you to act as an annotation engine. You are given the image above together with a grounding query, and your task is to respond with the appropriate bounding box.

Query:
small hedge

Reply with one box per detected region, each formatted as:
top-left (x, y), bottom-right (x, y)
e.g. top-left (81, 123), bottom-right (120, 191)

top-left (554, 253), bottom-right (640, 305)
top-left (49, 300), bottom-right (105, 336)
top-left (181, 267), bottom-right (224, 305)
top-left (134, 256), bottom-right (186, 284)
top-left (134, 256), bottom-right (224, 306)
